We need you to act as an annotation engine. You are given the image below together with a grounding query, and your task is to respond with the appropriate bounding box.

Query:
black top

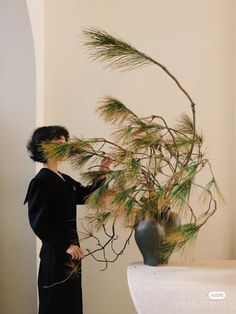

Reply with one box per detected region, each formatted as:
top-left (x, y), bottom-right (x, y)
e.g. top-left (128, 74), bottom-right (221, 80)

top-left (24, 168), bottom-right (102, 257)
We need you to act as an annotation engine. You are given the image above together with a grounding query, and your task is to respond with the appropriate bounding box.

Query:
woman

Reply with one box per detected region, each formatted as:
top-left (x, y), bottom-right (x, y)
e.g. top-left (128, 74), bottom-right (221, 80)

top-left (24, 126), bottom-right (110, 314)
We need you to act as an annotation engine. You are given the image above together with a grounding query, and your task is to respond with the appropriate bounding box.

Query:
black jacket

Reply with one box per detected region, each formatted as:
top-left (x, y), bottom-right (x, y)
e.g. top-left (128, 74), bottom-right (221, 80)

top-left (24, 168), bottom-right (102, 257)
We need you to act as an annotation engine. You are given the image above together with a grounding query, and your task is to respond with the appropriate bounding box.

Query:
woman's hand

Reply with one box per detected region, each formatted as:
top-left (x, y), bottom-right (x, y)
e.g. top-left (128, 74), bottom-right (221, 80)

top-left (99, 156), bottom-right (113, 171)
top-left (66, 244), bottom-right (85, 260)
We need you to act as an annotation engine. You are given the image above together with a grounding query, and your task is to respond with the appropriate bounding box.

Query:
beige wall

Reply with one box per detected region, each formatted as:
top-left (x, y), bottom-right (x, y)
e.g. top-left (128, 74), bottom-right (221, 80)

top-left (26, 0), bottom-right (44, 126)
top-left (233, 0), bottom-right (236, 259)
top-left (0, 0), bottom-right (37, 313)
top-left (44, 1), bottom-right (235, 313)
top-left (26, 0), bottom-right (45, 281)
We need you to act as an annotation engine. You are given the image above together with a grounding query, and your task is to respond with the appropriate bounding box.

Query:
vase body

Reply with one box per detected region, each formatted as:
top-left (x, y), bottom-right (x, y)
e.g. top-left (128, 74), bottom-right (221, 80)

top-left (134, 212), bottom-right (181, 266)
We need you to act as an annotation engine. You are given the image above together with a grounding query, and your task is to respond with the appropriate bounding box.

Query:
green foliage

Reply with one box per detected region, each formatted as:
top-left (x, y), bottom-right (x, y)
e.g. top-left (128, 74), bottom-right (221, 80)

top-left (97, 96), bottom-right (138, 124)
top-left (123, 158), bottom-right (141, 181)
top-left (170, 181), bottom-right (192, 207)
top-left (161, 223), bottom-right (199, 258)
top-left (125, 198), bottom-right (136, 216)
top-left (205, 177), bottom-right (224, 201)
top-left (87, 184), bottom-right (109, 208)
top-left (176, 113), bottom-right (194, 135)
top-left (42, 28), bottom-right (221, 261)
top-left (87, 211), bottom-right (112, 228)
top-left (200, 176), bottom-right (224, 203)
top-left (112, 188), bottom-right (134, 205)
top-left (41, 142), bottom-right (71, 160)
top-left (83, 27), bottom-right (152, 71)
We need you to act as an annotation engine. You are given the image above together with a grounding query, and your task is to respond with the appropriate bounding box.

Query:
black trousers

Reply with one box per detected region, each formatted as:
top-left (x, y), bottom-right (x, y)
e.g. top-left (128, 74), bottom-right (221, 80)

top-left (38, 253), bottom-right (82, 314)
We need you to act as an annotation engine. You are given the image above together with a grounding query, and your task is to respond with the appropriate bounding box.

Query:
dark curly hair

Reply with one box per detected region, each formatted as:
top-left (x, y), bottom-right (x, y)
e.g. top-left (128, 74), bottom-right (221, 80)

top-left (27, 126), bottom-right (70, 163)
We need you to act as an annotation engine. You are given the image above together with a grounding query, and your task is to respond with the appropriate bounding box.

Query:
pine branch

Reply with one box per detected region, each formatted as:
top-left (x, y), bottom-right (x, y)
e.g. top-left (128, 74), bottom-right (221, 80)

top-left (83, 27), bottom-right (196, 108)
top-left (83, 27), bottom-right (151, 71)
top-left (83, 27), bottom-right (197, 168)
top-left (97, 96), bottom-right (139, 125)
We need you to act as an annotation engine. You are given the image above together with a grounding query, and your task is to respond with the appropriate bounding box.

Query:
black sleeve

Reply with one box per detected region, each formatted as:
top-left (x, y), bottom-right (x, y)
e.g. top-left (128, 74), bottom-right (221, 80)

top-left (68, 176), bottom-right (105, 205)
top-left (26, 179), bottom-right (70, 251)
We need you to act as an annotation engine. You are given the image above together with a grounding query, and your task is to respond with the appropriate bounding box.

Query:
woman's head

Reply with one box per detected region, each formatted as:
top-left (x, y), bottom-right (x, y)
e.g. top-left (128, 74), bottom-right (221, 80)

top-left (27, 125), bottom-right (69, 163)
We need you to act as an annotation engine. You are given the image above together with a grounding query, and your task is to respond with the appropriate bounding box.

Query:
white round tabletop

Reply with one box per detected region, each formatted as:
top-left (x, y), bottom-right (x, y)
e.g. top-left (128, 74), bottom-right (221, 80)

top-left (127, 260), bottom-right (236, 314)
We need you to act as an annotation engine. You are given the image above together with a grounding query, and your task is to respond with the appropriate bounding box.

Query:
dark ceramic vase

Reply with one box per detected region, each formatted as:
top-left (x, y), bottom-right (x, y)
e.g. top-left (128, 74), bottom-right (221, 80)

top-left (134, 212), bottom-right (181, 266)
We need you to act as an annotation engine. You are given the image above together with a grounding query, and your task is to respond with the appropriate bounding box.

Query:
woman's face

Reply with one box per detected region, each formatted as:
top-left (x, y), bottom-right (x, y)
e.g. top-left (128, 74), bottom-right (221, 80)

top-left (52, 135), bottom-right (66, 144)
top-left (45, 136), bottom-right (67, 164)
